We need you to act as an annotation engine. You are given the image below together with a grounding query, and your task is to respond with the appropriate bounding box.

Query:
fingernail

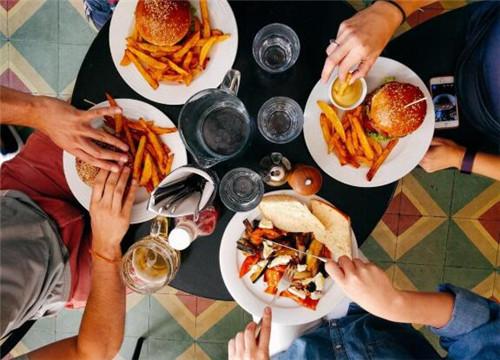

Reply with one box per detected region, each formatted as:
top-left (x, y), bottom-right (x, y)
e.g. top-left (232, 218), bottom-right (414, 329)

top-left (111, 166), bottom-right (119, 173)
top-left (131, 179), bottom-right (138, 185)
top-left (121, 156), bottom-right (128, 163)
top-left (122, 145), bottom-right (129, 151)
top-left (113, 107), bottom-right (122, 114)
top-left (265, 306), bottom-right (271, 315)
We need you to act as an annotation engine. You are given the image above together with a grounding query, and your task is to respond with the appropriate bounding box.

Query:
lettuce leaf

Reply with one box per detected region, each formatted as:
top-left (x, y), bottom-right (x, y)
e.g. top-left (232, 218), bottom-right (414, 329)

top-left (367, 132), bottom-right (392, 142)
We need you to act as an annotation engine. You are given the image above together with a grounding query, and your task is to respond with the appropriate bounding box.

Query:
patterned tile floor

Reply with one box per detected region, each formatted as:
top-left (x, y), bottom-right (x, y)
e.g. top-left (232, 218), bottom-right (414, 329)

top-left (1, 1), bottom-right (498, 359)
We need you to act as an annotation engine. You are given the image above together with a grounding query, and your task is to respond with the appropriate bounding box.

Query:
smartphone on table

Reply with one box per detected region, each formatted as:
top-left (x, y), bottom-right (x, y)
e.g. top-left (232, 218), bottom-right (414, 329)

top-left (430, 76), bottom-right (459, 129)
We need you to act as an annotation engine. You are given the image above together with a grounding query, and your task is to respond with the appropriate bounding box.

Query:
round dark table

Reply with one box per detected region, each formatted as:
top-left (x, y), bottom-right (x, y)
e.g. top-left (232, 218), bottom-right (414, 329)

top-left (72, 1), bottom-right (396, 300)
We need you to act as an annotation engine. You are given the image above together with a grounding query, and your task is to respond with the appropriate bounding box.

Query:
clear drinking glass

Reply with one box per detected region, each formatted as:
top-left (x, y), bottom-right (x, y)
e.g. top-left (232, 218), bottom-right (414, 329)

top-left (257, 96), bottom-right (304, 144)
top-left (252, 23), bottom-right (300, 73)
top-left (121, 216), bottom-right (180, 294)
top-left (219, 168), bottom-right (264, 212)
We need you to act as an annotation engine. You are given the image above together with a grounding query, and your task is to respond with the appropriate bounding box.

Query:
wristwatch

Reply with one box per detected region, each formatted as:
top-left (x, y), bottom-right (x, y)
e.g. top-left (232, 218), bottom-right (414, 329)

top-left (460, 148), bottom-right (476, 174)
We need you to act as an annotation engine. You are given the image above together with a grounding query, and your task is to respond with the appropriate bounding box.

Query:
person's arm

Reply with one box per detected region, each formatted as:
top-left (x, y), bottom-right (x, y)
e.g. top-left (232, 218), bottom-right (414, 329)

top-left (326, 257), bottom-right (454, 328)
top-left (26, 167), bottom-right (138, 360)
top-left (321, 0), bottom-right (437, 83)
top-left (0, 86), bottom-right (128, 172)
top-left (420, 137), bottom-right (500, 181)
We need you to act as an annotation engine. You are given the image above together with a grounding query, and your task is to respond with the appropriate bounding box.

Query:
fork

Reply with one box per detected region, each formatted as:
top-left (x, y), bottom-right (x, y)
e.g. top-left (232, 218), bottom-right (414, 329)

top-left (254, 265), bottom-right (295, 339)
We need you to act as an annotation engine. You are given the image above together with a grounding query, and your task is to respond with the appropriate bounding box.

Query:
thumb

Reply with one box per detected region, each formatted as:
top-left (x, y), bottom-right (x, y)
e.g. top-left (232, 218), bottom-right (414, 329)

top-left (326, 261), bottom-right (345, 283)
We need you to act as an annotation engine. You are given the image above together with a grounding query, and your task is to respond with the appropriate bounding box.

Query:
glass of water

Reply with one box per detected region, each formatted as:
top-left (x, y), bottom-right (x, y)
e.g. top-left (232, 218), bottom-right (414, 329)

top-left (219, 168), bottom-right (264, 212)
top-left (252, 23), bottom-right (300, 73)
top-left (257, 96), bottom-right (304, 144)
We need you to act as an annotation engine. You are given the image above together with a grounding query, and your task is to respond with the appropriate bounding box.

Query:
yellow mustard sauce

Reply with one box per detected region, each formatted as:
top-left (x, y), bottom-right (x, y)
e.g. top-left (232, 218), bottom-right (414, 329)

top-left (332, 78), bottom-right (363, 107)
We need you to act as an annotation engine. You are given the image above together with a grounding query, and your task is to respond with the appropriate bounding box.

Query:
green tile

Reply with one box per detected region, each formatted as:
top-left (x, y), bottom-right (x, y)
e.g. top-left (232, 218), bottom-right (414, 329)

top-left (197, 341), bottom-right (228, 360)
top-left (125, 296), bottom-right (149, 337)
top-left (397, 264), bottom-right (443, 292)
top-left (148, 339), bottom-right (193, 360)
top-left (406, 167), bottom-right (455, 215)
top-left (361, 235), bottom-right (394, 263)
top-left (120, 336), bottom-right (148, 360)
top-left (443, 267), bottom-right (493, 291)
top-left (148, 296), bottom-right (192, 341)
top-left (55, 308), bottom-right (83, 335)
top-left (451, 171), bottom-right (494, 215)
top-left (11, 40), bottom-right (58, 94)
top-left (446, 220), bottom-right (494, 269)
top-left (197, 306), bottom-right (246, 342)
top-left (20, 317), bottom-right (56, 351)
top-left (9, 0), bottom-right (58, 41)
top-left (59, 0), bottom-right (97, 45)
top-left (399, 220), bottom-right (448, 265)
top-left (58, 43), bottom-right (89, 93)
top-left (418, 327), bottom-right (447, 358)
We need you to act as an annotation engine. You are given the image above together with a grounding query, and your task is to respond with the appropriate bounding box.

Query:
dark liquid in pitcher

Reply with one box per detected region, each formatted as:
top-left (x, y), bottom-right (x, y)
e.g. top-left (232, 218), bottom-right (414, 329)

top-left (201, 107), bottom-right (249, 156)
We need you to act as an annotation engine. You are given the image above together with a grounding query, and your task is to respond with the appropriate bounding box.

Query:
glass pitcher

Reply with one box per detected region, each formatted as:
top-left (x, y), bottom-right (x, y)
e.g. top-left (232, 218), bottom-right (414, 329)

top-left (121, 216), bottom-right (180, 294)
top-left (178, 69), bottom-right (252, 168)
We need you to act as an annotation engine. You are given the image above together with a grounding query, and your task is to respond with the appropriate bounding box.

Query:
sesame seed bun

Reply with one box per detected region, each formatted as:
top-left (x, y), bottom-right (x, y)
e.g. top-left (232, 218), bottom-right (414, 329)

top-left (135, 0), bottom-right (192, 46)
top-left (367, 82), bottom-right (426, 138)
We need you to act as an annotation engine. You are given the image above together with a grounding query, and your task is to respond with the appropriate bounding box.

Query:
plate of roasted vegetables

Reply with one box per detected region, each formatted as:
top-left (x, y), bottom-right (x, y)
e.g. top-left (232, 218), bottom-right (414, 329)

top-left (220, 190), bottom-right (358, 325)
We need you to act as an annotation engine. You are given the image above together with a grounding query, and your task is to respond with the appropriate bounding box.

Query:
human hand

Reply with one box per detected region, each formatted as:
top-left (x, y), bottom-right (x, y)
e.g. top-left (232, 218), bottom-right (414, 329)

top-left (326, 256), bottom-right (404, 321)
top-left (420, 137), bottom-right (465, 173)
top-left (321, 1), bottom-right (403, 83)
top-left (89, 167), bottom-right (138, 258)
top-left (228, 307), bottom-right (272, 360)
top-left (37, 96), bottom-right (129, 172)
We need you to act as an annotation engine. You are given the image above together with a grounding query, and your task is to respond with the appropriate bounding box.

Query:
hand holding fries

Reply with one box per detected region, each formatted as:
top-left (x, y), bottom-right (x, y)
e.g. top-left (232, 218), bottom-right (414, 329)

top-left (104, 94), bottom-right (177, 193)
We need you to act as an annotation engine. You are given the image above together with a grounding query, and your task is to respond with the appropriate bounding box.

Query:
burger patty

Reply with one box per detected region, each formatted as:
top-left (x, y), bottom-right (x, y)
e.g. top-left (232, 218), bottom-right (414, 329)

top-left (366, 81), bottom-right (426, 138)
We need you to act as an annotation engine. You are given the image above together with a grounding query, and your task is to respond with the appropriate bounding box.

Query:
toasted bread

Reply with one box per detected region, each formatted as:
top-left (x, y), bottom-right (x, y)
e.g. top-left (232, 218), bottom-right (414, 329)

top-left (258, 195), bottom-right (325, 233)
top-left (310, 199), bottom-right (352, 260)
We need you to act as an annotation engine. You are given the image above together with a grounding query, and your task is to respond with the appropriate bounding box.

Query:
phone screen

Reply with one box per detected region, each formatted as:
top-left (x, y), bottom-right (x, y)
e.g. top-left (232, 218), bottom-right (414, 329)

top-left (431, 82), bottom-right (458, 122)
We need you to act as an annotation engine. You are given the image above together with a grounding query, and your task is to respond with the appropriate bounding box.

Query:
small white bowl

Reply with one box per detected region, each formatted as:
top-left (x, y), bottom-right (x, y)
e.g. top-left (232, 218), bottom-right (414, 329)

top-left (329, 75), bottom-right (367, 111)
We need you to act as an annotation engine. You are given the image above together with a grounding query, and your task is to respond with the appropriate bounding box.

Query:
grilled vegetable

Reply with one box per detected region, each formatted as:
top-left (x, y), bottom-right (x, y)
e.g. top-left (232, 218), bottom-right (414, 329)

top-left (239, 254), bottom-right (260, 278)
top-left (280, 290), bottom-right (319, 310)
top-left (264, 265), bottom-right (286, 294)
top-left (306, 238), bottom-right (324, 276)
top-left (293, 271), bottom-right (312, 280)
top-left (237, 238), bottom-right (257, 255)
top-left (250, 260), bottom-right (269, 283)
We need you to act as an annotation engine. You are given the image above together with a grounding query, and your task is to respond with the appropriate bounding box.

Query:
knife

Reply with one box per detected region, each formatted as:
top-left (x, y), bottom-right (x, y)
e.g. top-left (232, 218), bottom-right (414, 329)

top-left (263, 239), bottom-right (329, 263)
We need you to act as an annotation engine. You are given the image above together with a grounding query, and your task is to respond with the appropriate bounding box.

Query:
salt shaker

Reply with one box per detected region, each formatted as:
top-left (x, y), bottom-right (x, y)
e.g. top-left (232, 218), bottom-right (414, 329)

top-left (259, 152), bottom-right (292, 187)
top-left (168, 206), bottom-right (219, 250)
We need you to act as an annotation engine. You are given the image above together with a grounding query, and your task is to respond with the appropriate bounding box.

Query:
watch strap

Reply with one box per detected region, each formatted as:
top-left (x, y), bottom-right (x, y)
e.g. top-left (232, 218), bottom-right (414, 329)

top-left (460, 148), bottom-right (476, 174)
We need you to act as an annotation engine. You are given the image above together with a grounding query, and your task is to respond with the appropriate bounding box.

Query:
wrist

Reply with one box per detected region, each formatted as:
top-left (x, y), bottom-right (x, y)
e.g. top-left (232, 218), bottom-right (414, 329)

top-left (29, 96), bottom-right (51, 132)
top-left (371, 1), bottom-right (405, 28)
top-left (92, 238), bottom-right (122, 259)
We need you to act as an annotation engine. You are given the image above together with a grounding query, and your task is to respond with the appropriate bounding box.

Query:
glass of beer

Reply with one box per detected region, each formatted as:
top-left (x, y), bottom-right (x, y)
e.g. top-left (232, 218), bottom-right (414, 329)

top-left (121, 216), bottom-right (180, 294)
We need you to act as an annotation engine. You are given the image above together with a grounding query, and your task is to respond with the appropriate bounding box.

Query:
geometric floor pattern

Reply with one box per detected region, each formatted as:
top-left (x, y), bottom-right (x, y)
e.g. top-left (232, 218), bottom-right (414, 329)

top-left (3, 1), bottom-right (498, 359)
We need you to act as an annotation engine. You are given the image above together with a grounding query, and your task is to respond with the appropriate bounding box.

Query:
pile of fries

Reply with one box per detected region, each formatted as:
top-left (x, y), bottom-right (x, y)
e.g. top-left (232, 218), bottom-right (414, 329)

top-left (317, 100), bottom-right (399, 181)
top-left (120, 0), bottom-right (230, 89)
top-left (104, 93), bottom-right (177, 192)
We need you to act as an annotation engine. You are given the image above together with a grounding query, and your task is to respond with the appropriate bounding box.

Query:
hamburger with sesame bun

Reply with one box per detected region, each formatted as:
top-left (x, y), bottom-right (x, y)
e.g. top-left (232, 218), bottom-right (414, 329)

top-left (75, 142), bottom-right (133, 186)
top-left (135, 0), bottom-right (192, 46)
top-left (364, 81), bottom-right (426, 139)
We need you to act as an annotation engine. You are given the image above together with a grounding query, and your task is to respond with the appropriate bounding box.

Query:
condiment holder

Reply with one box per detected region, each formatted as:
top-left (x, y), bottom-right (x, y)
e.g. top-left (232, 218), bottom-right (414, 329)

top-left (148, 165), bottom-right (218, 218)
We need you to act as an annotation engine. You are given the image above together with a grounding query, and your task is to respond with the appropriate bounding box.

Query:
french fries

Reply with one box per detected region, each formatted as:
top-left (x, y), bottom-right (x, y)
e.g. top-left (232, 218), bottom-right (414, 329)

top-left (120, 0), bottom-right (230, 88)
top-left (103, 94), bottom-right (176, 192)
top-left (317, 100), bottom-right (346, 142)
top-left (367, 139), bottom-right (399, 181)
top-left (105, 93), bottom-right (123, 133)
top-left (318, 103), bottom-right (399, 181)
top-left (200, 0), bottom-right (211, 38)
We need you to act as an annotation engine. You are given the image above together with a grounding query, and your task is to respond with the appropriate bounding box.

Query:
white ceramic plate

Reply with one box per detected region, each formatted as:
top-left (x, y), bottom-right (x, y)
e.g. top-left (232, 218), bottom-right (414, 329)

top-left (63, 99), bottom-right (188, 224)
top-left (219, 190), bottom-right (359, 325)
top-left (109, 0), bottom-right (238, 105)
top-left (303, 57), bottom-right (435, 187)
